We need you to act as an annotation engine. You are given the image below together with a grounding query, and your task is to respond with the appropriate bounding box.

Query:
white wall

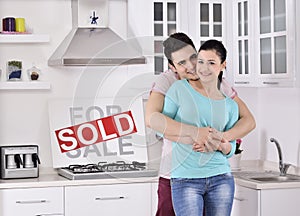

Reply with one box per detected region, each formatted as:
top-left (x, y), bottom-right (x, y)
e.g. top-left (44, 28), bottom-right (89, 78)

top-left (236, 86), bottom-right (300, 168)
top-left (257, 88), bottom-right (300, 167)
top-left (0, 0), bottom-right (72, 168)
top-left (1, 0), bottom-right (300, 171)
top-left (0, 0), bottom-right (156, 170)
top-left (233, 87), bottom-right (260, 161)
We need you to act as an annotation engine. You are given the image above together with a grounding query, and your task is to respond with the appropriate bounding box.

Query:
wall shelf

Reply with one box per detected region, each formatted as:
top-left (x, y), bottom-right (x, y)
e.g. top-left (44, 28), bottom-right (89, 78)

top-left (0, 34), bottom-right (50, 43)
top-left (0, 81), bottom-right (51, 90)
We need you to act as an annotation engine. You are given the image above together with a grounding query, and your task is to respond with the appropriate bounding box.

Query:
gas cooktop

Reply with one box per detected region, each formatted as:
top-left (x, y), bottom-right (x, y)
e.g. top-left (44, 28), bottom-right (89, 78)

top-left (58, 161), bottom-right (158, 180)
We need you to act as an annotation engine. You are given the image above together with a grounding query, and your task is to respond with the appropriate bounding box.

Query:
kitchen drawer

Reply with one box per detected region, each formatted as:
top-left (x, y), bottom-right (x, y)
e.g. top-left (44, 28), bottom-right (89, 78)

top-left (0, 187), bottom-right (64, 216)
top-left (65, 183), bottom-right (152, 216)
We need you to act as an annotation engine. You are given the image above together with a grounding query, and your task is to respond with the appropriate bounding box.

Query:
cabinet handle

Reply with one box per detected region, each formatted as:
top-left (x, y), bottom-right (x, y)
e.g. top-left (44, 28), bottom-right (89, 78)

top-left (95, 196), bottom-right (125, 201)
top-left (234, 196), bottom-right (245, 202)
top-left (263, 81), bottom-right (279, 85)
top-left (16, 199), bottom-right (47, 204)
top-left (234, 81), bottom-right (250, 84)
top-left (35, 214), bottom-right (63, 216)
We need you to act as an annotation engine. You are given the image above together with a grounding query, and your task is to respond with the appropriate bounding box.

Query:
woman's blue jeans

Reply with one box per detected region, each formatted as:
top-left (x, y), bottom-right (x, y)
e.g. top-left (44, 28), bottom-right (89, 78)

top-left (171, 173), bottom-right (234, 216)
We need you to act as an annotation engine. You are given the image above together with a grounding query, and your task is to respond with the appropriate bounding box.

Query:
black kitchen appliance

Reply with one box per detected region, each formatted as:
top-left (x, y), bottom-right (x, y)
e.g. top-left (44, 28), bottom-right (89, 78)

top-left (0, 145), bottom-right (41, 179)
top-left (58, 160), bottom-right (157, 180)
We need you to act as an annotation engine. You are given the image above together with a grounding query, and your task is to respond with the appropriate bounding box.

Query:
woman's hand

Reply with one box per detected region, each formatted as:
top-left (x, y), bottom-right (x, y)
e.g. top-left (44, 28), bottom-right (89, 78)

top-left (192, 128), bottom-right (231, 154)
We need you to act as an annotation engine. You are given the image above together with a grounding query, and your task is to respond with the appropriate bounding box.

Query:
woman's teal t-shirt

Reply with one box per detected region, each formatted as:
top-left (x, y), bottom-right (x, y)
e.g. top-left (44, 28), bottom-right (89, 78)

top-left (162, 79), bottom-right (239, 178)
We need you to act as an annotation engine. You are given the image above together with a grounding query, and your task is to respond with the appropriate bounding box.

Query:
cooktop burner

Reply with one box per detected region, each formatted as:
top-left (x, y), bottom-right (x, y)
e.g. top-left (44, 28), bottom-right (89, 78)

top-left (58, 161), bottom-right (158, 180)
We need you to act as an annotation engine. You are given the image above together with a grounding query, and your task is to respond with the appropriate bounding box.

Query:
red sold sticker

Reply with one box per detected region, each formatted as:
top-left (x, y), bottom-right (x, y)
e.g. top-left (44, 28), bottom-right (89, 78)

top-left (55, 111), bottom-right (137, 153)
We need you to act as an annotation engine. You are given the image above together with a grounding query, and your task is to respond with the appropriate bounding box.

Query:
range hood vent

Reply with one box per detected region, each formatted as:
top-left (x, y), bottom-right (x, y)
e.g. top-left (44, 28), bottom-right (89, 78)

top-left (48, 0), bottom-right (146, 66)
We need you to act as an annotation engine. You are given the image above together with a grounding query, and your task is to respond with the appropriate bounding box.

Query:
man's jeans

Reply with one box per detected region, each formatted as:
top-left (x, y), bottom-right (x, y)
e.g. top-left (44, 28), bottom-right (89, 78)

top-left (171, 173), bottom-right (234, 216)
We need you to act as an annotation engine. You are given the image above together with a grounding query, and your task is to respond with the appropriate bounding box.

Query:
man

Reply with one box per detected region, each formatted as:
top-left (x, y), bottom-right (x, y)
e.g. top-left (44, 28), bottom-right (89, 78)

top-left (145, 33), bottom-right (256, 216)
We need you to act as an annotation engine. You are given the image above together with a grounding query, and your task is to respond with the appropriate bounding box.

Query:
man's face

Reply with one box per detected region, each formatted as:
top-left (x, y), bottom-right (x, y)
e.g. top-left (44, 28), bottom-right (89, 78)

top-left (170, 45), bottom-right (199, 80)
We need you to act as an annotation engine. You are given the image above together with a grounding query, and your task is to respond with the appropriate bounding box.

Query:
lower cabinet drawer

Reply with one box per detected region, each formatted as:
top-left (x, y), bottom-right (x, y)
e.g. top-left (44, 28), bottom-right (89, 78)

top-left (0, 187), bottom-right (64, 216)
top-left (65, 183), bottom-right (152, 216)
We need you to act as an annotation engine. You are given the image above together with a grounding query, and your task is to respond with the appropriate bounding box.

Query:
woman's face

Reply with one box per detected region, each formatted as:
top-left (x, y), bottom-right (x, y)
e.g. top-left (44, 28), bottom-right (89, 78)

top-left (196, 49), bottom-right (226, 84)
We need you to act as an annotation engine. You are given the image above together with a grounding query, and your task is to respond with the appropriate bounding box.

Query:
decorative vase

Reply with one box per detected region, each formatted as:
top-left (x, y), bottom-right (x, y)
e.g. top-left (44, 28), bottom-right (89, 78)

top-left (229, 154), bottom-right (242, 171)
top-left (27, 65), bottom-right (40, 81)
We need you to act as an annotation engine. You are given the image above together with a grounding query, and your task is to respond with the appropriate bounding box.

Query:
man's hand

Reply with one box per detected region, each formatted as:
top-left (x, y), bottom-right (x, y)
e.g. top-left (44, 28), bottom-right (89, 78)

top-left (191, 127), bottom-right (224, 152)
top-left (192, 128), bottom-right (232, 155)
top-left (190, 127), bottom-right (212, 145)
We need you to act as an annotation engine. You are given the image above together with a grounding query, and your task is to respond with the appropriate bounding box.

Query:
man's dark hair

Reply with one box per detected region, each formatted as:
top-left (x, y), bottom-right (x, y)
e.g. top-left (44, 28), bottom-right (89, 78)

top-left (163, 32), bottom-right (196, 67)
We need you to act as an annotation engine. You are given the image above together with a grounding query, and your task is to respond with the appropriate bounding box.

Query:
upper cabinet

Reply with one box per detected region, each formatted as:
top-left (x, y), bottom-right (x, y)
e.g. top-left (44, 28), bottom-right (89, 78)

top-left (232, 0), bottom-right (296, 87)
top-left (128, 0), bottom-right (227, 74)
top-left (152, 0), bottom-right (179, 74)
top-left (128, 0), bottom-right (297, 87)
top-left (187, 0), bottom-right (227, 49)
top-left (128, 0), bottom-right (181, 74)
top-left (152, 0), bottom-right (227, 74)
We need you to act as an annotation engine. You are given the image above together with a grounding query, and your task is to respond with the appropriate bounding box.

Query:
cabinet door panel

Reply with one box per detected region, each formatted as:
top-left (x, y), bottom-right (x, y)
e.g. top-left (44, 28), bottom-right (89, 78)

top-left (151, 182), bottom-right (159, 215)
top-left (261, 188), bottom-right (300, 216)
top-left (232, 0), bottom-right (296, 87)
top-left (0, 187), bottom-right (64, 216)
top-left (65, 183), bottom-right (152, 216)
top-left (231, 184), bottom-right (260, 216)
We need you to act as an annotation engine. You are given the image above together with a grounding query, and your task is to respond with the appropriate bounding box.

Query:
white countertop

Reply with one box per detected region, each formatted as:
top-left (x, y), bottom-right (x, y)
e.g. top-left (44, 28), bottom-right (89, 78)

top-left (234, 176), bottom-right (300, 190)
top-left (233, 160), bottom-right (300, 190)
top-left (0, 171), bottom-right (159, 189)
top-left (1, 160), bottom-right (300, 190)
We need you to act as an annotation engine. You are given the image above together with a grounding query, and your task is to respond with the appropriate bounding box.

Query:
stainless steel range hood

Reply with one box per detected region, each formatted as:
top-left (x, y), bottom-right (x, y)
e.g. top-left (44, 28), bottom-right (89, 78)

top-left (48, 28), bottom-right (146, 66)
top-left (48, 0), bottom-right (146, 66)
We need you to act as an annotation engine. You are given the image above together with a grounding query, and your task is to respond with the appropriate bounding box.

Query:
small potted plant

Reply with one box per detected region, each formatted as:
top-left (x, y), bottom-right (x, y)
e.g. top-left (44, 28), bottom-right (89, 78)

top-left (229, 139), bottom-right (243, 170)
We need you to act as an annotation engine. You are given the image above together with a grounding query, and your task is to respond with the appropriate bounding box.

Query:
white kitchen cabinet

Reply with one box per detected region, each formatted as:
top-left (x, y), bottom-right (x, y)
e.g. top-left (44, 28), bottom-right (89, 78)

top-left (232, 0), bottom-right (296, 87)
top-left (0, 186), bottom-right (64, 216)
top-left (187, 0), bottom-right (227, 49)
top-left (128, 0), bottom-right (181, 74)
top-left (231, 184), bottom-right (260, 216)
top-left (65, 183), bottom-right (152, 216)
top-left (260, 188), bottom-right (300, 215)
top-left (151, 182), bottom-right (159, 215)
top-left (232, 183), bottom-right (300, 216)
top-left (129, 0), bottom-right (298, 87)
top-left (152, 0), bottom-right (180, 74)
top-left (128, 0), bottom-right (228, 74)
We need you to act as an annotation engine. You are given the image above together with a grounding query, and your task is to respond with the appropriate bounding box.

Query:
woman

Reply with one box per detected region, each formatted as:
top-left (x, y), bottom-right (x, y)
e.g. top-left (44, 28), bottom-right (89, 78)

top-left (162, 39), bottom-right (238, 216)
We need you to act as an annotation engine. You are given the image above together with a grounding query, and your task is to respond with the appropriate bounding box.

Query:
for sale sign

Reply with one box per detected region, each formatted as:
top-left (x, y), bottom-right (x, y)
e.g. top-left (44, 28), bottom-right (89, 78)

top-left (48, 97), bottom-right (148, 168)
top-left (55, 111), bottom-right (137, 153)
